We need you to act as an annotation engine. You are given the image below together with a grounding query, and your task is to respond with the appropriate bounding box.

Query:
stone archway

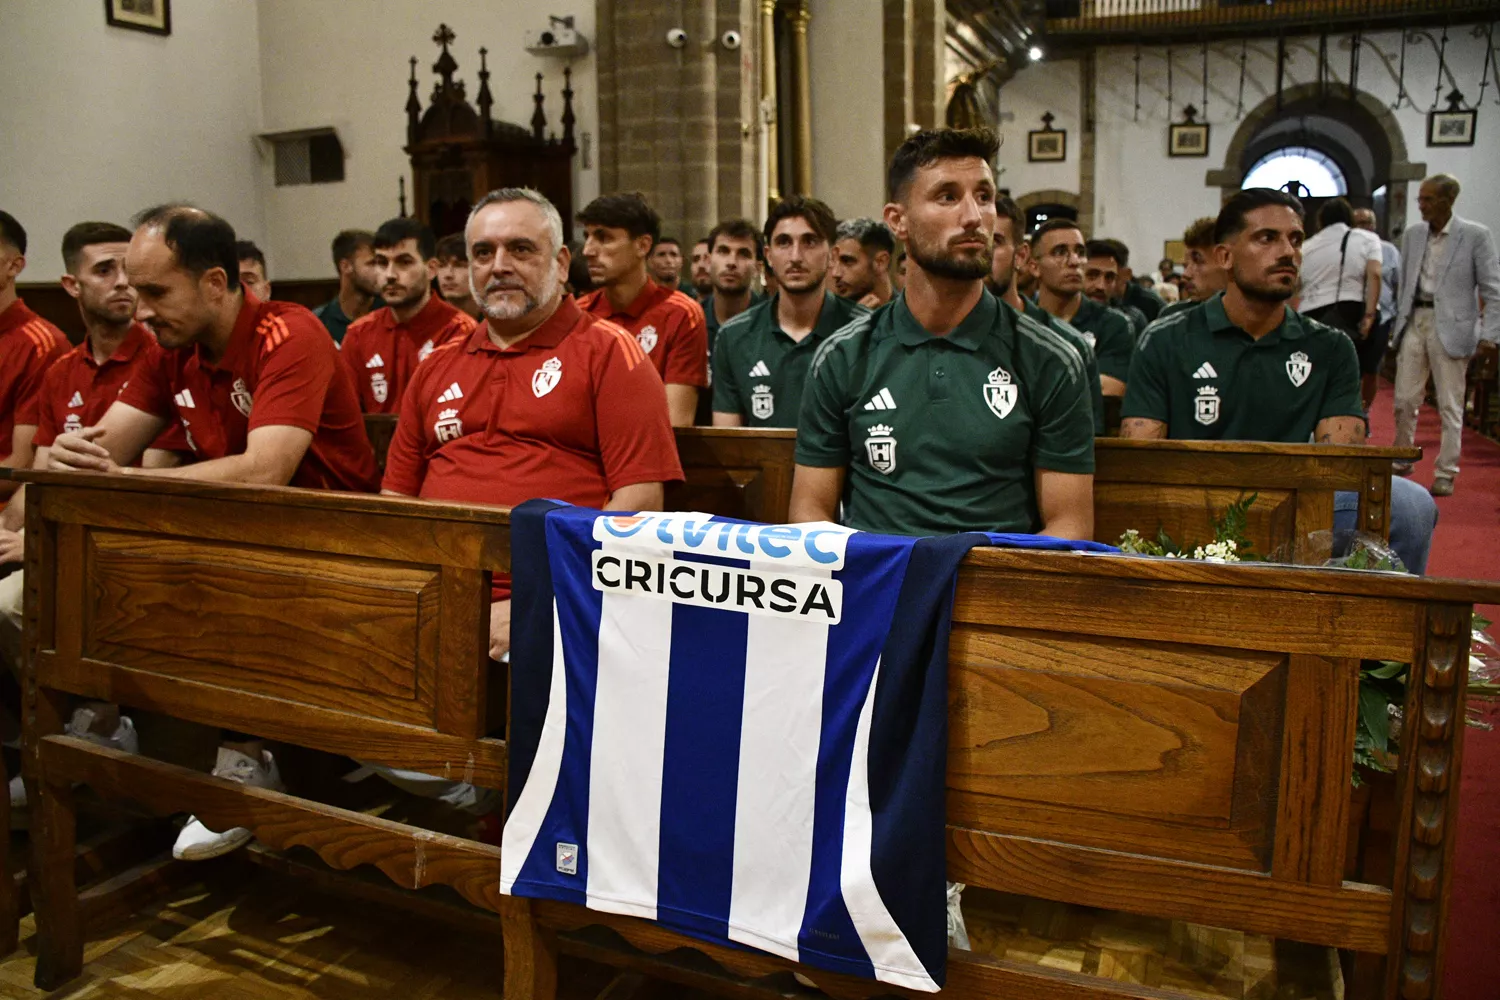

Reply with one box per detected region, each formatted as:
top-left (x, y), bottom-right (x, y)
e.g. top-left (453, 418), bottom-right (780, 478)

top-left (1015, 189), bottom-right (1086, 236)
top-left (1206, 83), bottom-right (1425, 234)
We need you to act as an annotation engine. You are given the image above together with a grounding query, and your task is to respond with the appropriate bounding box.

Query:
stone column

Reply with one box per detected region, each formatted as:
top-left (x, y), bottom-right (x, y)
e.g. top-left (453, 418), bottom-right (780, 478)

top-left (787, 0), bottom-right (813, 195)
top-left (760, 0), bottom-right (780, 204)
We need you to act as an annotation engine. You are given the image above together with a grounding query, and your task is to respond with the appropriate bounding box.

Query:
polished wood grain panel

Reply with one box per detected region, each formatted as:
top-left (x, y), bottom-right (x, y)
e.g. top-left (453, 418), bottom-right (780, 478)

top-left (668, 428), bottom-right (797, 526)
top-left (1272, 655), bottom-right (1357, 886)
top-left (1092, 483), bottom-right (1297, 560)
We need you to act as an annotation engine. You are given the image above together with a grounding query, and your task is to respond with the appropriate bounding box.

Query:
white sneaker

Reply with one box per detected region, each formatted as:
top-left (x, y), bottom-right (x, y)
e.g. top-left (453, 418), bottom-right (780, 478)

top-left (9, 710), bottom-right (140, 818)
top-left (172, 747), bottom-right (283, 861)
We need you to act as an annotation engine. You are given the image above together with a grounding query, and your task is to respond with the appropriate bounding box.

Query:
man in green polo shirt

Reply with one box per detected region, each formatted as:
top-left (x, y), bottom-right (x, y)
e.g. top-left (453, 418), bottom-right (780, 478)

top-left (1121, 187), bottom-right (1438, 574)
top-left (990, 196), bottom-right (1104, 434)
top-left (712, 197), bottom-right (866, 428)
top-left (1030, 219), bottom-right (1136, 399)
top-left (791, 127), bottom-right (1095, 539)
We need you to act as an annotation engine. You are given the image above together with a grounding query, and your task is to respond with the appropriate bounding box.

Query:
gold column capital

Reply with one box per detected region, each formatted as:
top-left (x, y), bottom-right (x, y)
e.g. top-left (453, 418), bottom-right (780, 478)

top-left (786, 0), bottom-right (811, 29)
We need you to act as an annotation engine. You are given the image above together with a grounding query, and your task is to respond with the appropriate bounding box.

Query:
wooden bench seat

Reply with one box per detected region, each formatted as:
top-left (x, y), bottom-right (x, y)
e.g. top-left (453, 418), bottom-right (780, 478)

top-left (17, 472), bottom-right (1491, 1000)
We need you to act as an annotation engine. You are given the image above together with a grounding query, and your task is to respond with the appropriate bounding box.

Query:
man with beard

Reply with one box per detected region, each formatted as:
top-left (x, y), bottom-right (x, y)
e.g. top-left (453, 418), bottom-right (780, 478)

top-left (383, 184), bottom-right (680, 686)
top-left (689, 237), bottom-right (713, 299)
top-left (648, 236), bottom-right (684, 290)
top-left (340, 217), bottom-right (476, 414)
top-left (790, 128), bottom-right (1093, 539)
top-left (1123, 188), bottom-right (1437, 573)
top-left (0, 211), bottom-right (71, 496)
top-left (47, 204), bottom-right (380, 860)
top-left (988, 198), bottom-right (1102, 433)
top-left (830, 217), bottom-right (895, 308)
top-left (576, 193), bottom-right (707, 426)
top-left (1108, 239), bottom-right (1164, 322)
top-left (314, 229), bottom-right (383, 345)
top-left (696, 219), bottom-right (762, 423)
top-left (434, 232), bottom-right (482, 320)
top-left (1082, 240), bottom-right (1147, 336)
top-left (711, 196), bottom-right (866, 428)
top-left (1030, 219), bottom-right (1135, 398)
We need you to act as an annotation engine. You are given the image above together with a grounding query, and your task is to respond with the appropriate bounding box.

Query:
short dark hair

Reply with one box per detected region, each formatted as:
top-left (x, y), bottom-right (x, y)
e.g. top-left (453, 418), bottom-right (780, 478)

top-left (887, 127), bottom-right (999, 202)
top-left (1085, 239), bottom-right (1124, 265)
top-left (132, 204), bottom-right (240, 290)
top-left (1317, 197), bottom-right (1355, 230)
top-left (373, 217), bottom-right (436, 260)
top-left (577, 192), bottom-right (661, 245)
top-left (61, 221), bottom-right (132, 273)
top-left (693, 237), bottom-right (710, 249)
top-left (236, 240), bottom-right (267, 271)
top-left (1028, 217), bottom-right (1084, 251)
top-left (654, 236), bottom-right (680, 250)
top-left (0, 211), bottom-right (25, 255)
top-left (1101, 238), bottom-right (1130, 267)
top-left (331, 229), bottom-right (374, 267)
top-left (1214, 187), bottom-right (1304, 244)
top-left (707, 218), bottom-right (763, 256)
top-left (764, 195), bottom-right (837, 246)
top-left (1182, 217), bottom-right (1216, 250)
top-left (434, 232), bottom-right (467, 262)
top-left (834, 217), bottom-right (896, 256)
top-left (994, 195), bottom-right (1025, 242)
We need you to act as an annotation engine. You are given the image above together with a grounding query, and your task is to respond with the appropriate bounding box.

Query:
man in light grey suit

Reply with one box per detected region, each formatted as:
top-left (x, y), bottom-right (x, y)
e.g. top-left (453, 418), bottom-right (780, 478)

top-left (1391, 174), bottom-right (1500, 496)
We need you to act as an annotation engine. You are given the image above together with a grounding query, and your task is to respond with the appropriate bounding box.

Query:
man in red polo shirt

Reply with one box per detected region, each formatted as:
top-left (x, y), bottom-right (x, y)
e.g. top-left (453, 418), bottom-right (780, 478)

top-left (376, 187), bottom-right (682, 820)
top-left (0, 210), bottom-right (71, 497)
top-left (341, 217), bottom-right (475, 413)
top-left (574, 193), bottom-right (707, 426)
top-left (47, 203), bottom-right (380, 862)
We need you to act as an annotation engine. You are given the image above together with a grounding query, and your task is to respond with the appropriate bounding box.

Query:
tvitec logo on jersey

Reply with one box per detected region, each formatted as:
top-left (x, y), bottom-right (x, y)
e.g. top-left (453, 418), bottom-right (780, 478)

top-left (589, 512), bottom-right (856, 623)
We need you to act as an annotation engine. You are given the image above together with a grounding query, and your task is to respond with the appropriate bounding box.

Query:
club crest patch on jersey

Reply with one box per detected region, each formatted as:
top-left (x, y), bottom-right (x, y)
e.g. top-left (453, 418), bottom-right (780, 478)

top-left (418, 339), bottom-right (436, 362)
top-left (434, 407), bottom-right (464, 443)
top-left (637, 325), bottom-right (658, 354)
top-left (1195, 385), bottom-right (1220, 426)
top-left (864, 423), bottom-right (897, 475)
top-left (1286, 350), bottom-right (1311, 387)
top-left (371, 372), bottom-right (388, 403)
top-left (63, 413), bottom-right (83, 435)
top-left (983, 366), bottom-right (1017, 420)
top-left (750, 384), bottom-right (775, 420)
top-left (1081, 331), bottom-right (1097, 349)
top-left (230, 378), bottom-right (253, 418)
top-left (533, 357), bottom-right (563, 398)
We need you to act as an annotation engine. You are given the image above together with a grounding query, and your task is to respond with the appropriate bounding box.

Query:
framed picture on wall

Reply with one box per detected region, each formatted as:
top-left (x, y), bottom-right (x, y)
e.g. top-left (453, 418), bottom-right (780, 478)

top-left (1028, 113), bottom-right (1066, 163)
top-left (1169, 122), bottom-right (1210, 157)
top-left (1427, 109), bottom-right (1476, 147)
top-left (105, 0), bottom-right (171, 36)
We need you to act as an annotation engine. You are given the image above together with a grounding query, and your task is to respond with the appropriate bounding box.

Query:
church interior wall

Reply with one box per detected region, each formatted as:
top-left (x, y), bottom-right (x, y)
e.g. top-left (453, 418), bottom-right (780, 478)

top-left (0, 0), bottom-right (265, 285)
top-left (256, 0), bottom-right (599, 280)
top-left (994, 57), bottom-right (1084, 210)
top-left (808, 0), bottom-right (887, 221)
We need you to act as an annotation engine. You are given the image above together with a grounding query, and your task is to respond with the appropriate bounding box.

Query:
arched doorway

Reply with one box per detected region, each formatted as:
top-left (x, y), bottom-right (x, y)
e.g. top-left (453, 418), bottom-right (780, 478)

top-left (1015, 189), bottom-right (1082, 237)
top-left (1207, 84), bottom-right (1425, 238)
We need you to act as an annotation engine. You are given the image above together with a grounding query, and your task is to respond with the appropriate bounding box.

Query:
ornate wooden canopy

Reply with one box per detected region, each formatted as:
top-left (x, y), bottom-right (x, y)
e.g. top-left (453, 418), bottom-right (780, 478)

top-left (404, 24), bottom-right (577, 240)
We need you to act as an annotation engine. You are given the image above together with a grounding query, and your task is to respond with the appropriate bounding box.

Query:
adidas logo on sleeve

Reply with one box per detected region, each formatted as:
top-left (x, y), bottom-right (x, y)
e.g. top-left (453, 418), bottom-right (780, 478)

top-left (748, 360), bottom-right (771, 377)
top-left (436, 382), bottom-right (464, 403)
top-left (1192, 362), bottom-right (1218, 379)
top-left (863, 387), bottom-right (897, 411)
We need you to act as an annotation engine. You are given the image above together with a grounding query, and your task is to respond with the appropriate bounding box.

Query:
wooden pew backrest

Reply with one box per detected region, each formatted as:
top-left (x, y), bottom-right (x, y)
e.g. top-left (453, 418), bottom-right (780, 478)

top-left (668, 428), bottom-right (796, 526)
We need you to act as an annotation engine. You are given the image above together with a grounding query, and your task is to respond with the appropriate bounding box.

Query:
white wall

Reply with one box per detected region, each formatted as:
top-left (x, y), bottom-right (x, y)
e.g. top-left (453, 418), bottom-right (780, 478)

top-left (996, 58), bottom-right (1083, 201)
top-left (0, 0), bottom-right (263, 282)
top-left (808, 0), bottom-right (886, 220)
top-left (256, 0), bottom-right (599, 279)
top-left (1090, 29), bottom-right (1500, 266)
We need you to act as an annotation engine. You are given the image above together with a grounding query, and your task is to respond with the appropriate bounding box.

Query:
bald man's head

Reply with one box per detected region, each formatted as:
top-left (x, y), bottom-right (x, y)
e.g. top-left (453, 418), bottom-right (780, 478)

top-left (1352, 208), bottom-right (1377, 232)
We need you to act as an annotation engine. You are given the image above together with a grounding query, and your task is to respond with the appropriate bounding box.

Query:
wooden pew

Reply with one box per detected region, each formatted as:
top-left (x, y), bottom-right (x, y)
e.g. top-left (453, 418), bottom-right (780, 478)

top-left (17, 472), bottom-right (1496, 999)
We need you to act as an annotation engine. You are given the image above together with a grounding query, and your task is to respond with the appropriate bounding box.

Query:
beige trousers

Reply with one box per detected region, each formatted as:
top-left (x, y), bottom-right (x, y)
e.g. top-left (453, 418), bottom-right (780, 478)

top-left (1393, 308), bottom-right (1468, 480)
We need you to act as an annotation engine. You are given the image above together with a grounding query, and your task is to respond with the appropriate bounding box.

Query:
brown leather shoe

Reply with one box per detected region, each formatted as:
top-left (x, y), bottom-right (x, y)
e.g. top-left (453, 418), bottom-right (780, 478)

top-left (1430, 476), bottom-right (1455, 497)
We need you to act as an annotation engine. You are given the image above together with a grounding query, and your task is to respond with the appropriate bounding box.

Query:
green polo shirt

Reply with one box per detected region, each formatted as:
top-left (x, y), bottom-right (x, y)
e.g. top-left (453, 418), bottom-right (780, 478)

top-left (1123, 292), bottom-right (1364, 441)
top-left (1020, 298), bottom-right (1104, 435)
top-left (797, 289), bottom-right (1095, 536)
top-left (712, 291), bottom-right (867, 428)
top-left (1064, 296), bottom-right (1136, 383)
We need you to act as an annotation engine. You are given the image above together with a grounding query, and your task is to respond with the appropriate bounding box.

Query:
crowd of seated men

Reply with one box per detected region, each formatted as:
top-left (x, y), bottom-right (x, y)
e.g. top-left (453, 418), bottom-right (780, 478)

top-left (0, 124), bottom-right (1464, 855)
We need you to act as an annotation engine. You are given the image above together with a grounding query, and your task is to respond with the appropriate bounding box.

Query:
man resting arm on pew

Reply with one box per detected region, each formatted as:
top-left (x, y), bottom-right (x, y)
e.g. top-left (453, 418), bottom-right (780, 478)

top-left (1120, 188), bottom-right (1437, 572)
top-left (372, 186), bottom-right (682, 820)
top-left (789, 128), bottom-right (1095, 541)
top-left (41, 205), bottom-right (380, 861)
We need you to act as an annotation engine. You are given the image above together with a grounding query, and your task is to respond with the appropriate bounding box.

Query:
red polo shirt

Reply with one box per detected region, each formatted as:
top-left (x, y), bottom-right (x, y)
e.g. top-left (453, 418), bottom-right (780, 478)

top-left (576, 279), bottom-right (708, 387)
top-left (117, 291), bottom-right (379, 492)
top-left (0, 298), bottom-right (70, 462)
top-left (382, 298), bottom-right (684, 599)
top-left (340, 293), bottom-right (476, 414)
top-left (34, 323), bottom-right (189, 453)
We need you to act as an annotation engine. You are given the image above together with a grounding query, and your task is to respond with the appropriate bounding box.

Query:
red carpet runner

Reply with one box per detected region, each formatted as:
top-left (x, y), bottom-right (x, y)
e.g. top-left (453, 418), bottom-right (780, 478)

top-left (1366, 382), bottom-right (1498, 999)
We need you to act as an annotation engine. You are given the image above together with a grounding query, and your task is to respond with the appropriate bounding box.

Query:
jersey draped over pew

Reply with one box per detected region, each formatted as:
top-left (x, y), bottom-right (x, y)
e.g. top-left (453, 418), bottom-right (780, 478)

top-left (16, 471), bottom-right (1494, 1000)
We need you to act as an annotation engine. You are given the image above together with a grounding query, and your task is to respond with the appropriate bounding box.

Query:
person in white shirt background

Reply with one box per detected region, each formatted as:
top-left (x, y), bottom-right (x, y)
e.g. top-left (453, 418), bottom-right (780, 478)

top-left (1353, 207), bottom-right (1401, 412)
top-left (1298, 198), bottom-right (1383, 407)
